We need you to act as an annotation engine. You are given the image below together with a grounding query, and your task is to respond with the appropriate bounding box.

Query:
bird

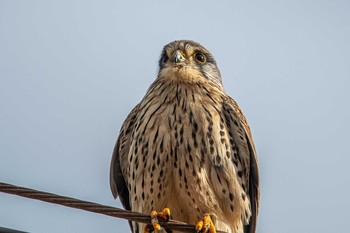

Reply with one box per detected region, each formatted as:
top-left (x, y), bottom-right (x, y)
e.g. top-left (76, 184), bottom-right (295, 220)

top-left (110, 40), bottom-right (259, 233)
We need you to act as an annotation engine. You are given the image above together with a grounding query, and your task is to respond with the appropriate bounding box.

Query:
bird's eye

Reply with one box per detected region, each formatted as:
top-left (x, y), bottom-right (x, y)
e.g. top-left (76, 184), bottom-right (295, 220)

top-left (161, 54), bottom-right (169, 64)
top-left (194, 52), bottom-right (206, 64)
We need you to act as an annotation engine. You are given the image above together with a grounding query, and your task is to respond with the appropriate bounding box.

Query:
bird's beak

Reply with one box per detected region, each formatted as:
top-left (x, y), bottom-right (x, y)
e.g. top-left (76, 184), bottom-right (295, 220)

top-left (171, 50), bottom-right (186, 64)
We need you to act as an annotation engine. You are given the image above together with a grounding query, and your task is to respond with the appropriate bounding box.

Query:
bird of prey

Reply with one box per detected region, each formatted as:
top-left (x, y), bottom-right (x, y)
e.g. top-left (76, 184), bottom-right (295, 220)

top-left (110, 40), bottom-right (259, 233)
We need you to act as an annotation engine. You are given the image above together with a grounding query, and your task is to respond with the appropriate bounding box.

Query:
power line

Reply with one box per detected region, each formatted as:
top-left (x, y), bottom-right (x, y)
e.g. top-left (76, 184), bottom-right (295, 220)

top-left (0, 182), bottom-right (226, 233)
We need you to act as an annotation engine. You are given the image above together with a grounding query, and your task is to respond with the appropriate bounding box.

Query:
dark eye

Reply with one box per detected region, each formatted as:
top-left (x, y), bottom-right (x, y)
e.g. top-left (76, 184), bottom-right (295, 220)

top-left (161, 54), bottom-right (169, 64)
top-left (194, 52), bottom-right (206, 64)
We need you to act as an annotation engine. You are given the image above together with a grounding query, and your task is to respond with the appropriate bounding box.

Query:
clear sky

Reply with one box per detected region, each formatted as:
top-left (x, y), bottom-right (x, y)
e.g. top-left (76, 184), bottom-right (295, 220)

top-left (1, 1), bottom-right (349, 233)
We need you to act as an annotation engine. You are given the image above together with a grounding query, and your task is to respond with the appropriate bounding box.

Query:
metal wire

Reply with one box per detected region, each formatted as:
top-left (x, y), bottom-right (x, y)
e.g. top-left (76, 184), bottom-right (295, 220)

top-left (0, 182), bottom-right (226, 233)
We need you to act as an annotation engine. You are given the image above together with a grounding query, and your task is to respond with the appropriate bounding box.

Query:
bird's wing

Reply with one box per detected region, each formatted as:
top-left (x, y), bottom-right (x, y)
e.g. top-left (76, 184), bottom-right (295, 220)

top-left (110, 104), bottom-right (140, 231)
top-left (224, 97), bottom-right (260, 233)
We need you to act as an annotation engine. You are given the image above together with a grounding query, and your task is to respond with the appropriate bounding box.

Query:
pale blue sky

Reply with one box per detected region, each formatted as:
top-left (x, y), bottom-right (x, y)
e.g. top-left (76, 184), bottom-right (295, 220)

top-left (1, 1), bottom-right (349, 233)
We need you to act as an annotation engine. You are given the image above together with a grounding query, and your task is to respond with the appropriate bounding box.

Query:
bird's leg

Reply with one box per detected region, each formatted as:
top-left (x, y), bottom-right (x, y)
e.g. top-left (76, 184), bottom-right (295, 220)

top-left (196, 214), bottom-right (216, 233)
top-left (144, 208), bottom-right (171, 233)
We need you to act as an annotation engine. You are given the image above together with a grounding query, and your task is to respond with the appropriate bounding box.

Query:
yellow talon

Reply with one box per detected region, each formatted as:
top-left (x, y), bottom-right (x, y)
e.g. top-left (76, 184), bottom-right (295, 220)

top-left (150, 208), bottom-right (171, 232)
top-left (151, 210), bottom-right (161, 231)
top-left (196, 215), bottom-right (216, 233)
top-left (209, 220), bottom-right (216, 233)
top-left (159, 208), bottom-right (171, 221)
top-left (196, 220), bottom-right (204, 232)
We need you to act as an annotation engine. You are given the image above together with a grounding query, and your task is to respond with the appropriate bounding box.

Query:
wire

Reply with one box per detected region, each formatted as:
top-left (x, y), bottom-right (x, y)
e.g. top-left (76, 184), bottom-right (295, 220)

top-left (0, 182), bottom-right (226, 233)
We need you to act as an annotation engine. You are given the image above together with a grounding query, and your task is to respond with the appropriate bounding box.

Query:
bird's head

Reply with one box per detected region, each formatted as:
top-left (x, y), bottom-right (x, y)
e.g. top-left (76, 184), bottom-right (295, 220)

top-left (157, 40), bottom-right (223, 89)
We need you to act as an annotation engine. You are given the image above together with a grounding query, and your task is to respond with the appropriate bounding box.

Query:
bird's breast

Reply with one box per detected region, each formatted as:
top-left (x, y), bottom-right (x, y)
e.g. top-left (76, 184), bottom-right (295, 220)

top-left (127, 81), bottom-right (229, 214)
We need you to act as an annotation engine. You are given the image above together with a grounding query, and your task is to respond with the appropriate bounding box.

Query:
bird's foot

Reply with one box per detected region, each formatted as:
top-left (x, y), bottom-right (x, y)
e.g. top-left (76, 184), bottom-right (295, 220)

top-left (196, 214), bottom-right (216, 233)
top-left (144, 208), bottom-right (171, 233)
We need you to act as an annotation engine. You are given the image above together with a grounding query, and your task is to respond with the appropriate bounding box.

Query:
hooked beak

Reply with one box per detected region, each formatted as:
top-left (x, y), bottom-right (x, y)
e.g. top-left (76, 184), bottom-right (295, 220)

top-left (171, 50), bottom-right (186, 64)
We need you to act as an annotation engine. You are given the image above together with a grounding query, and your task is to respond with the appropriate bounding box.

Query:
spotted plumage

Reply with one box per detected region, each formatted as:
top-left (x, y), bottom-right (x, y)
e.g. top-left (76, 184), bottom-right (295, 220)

top-left (110, 40), bottom-right (259, 233)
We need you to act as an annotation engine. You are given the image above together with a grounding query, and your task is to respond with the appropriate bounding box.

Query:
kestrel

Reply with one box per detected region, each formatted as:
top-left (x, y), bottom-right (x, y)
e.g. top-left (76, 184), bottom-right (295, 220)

top-left (110, 40), bottom-right (259, 233)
